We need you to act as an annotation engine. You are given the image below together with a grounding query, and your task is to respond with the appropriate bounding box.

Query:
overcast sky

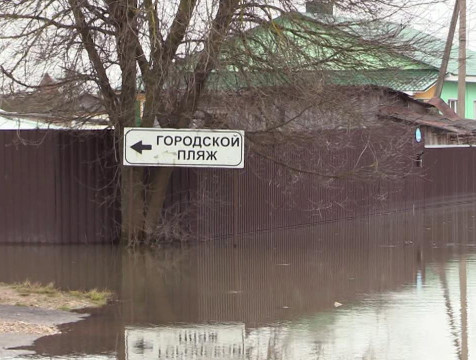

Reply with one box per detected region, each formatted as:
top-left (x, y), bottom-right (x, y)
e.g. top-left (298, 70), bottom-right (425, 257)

top-left (389, 1), bottom-right (476, 50)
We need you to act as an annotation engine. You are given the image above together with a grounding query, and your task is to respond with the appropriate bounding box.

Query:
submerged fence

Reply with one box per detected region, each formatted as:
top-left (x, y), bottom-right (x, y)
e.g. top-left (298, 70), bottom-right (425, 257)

top-left (0, 129), bottom-right (475, 244)
top-left (190, 147), bottom-right (476, 239)
top-left (0, 130), bottom-right (118, 244)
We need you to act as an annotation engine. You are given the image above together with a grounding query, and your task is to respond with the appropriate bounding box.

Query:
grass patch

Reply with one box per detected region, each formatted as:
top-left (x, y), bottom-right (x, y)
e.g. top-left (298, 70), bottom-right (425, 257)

top-left (11, 281), bottom-right (58, 297)
top-left (68, 288), bottom-right (111, 307)
top-left (0, 281), bottom-right (113, 310)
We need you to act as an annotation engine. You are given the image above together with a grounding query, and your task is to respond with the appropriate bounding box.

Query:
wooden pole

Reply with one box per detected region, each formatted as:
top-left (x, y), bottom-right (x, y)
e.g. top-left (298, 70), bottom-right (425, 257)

top-left (434, 0), bottom-right (459, 98)
top-left (457, 0), bottom-right (466, 117)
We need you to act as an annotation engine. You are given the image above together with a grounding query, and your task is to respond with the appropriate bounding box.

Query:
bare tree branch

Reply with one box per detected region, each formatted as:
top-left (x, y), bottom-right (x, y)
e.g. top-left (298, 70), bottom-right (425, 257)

top-left (68, 0), bottom-right (117, 112)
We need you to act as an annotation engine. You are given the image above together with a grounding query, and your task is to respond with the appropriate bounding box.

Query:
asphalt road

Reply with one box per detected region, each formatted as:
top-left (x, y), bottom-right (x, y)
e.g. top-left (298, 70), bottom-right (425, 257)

top-left (0, 305), bottom-right (87, 359)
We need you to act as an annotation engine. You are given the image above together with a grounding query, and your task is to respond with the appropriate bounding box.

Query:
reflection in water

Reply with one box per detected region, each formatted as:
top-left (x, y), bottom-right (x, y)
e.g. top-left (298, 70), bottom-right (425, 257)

top-left (126, 324), bottom-right (245, 360)
top-left (1, 203), bottom-right (476, 359)
top-left (120, 257), bottom-right (476, 360)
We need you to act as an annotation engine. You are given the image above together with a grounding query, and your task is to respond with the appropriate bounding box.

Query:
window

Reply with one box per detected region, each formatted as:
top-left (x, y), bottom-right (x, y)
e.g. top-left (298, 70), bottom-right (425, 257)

top-left (448, 99), bottom-right (458, 112)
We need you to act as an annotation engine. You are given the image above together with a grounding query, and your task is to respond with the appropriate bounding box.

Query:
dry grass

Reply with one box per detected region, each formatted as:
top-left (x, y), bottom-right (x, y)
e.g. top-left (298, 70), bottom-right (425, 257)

top-left (0, 281), bottom-right (112, 311)
top-left (0, 281), bottom-right (112, 335)
top-left (0, 281), bottom-right (112, 336)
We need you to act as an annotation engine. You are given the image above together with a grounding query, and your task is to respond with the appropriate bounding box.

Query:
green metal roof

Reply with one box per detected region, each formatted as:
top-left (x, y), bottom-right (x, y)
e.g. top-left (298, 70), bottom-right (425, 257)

top-left (206, 12), bottom-right (441, 92)
top-left (300, 12), bottom-right (476, 77)
top-left (219, 13), bottom-right (435, 73)
top-left (204, 68), bottom-right (439, 93)
top-left (385, 24), bottom-right (476, 76)
top-left (138, 12), bottom-right (461, 94)
top-left (327, 69), bottom-right (439, 92)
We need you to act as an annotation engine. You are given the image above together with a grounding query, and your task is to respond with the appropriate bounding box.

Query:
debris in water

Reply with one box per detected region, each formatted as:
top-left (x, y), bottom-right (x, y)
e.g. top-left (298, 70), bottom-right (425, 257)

top-left (226, 290), bottom-right (242, 294)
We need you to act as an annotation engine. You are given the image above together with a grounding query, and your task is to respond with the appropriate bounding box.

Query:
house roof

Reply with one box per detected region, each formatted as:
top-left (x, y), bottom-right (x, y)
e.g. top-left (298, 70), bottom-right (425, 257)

top-left (136, 11), bottom-right (468, 96)
top-left (134, 11), bottom-right (459, 95)
top-left (221, 12), bottom-right (434, 71)
top-left (380, 106), bottom-right (476, 135)
top-left (0, 109), bottom-right (108, 130)
top-left (328, 69), bottom-right (439, 92)
top-left (0, 91), bottom-right (105, 115)
top-left (300, 12), bottom-right (476, 77)
top-left (204, 11), bottom-right (441, 93)
top-left (215, 10), bottom-right (472, 93)
top-left (0, 111), bottom-right (64, 130)
top-left (38, 73), bottom-right (56, 87)
top-left (381, 23), bottom-right (476, 77)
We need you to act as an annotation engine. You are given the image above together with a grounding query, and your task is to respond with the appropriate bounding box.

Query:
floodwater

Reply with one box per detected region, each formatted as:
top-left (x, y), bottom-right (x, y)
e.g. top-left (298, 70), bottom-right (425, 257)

top-left (2, 202), bottom-right (476, 359)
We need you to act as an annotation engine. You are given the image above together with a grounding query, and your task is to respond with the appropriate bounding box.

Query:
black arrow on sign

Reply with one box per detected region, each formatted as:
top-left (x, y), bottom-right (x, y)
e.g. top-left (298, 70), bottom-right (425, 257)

top-left (130, 140), bottom-right (152, 154)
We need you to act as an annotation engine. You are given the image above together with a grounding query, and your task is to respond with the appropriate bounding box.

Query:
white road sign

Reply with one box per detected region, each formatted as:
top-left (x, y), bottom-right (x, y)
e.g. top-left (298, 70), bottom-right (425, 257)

top-left (123, 128), bottom-right (245, 168)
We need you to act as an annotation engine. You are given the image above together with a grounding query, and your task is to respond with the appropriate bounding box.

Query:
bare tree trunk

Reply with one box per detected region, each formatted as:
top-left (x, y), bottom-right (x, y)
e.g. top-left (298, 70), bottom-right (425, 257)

top-left (112, 0), bottom-right (141, 245)
top-left (139, 0), bottom-right (241, 242)
top-left (121, 166), bottom-right (146, 245)
top-left (143, 167), bottom-right (174, 241)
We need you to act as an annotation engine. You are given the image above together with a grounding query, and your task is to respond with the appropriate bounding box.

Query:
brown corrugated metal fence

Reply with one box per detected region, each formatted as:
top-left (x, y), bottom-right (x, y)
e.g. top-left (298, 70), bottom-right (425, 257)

top-left (0, 130), bottom-right (118, 244)
top-left (2, 129), bottom-right (476, 244)
top-left (188, 146), bottom-right (476, 239)
top-left (188, 127), bottom-right (426, 239)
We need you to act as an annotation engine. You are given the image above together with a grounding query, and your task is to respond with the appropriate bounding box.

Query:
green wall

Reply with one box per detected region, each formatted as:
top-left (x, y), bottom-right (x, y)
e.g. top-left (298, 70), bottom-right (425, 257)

top-left (441, 81), bottom-right (476, 119)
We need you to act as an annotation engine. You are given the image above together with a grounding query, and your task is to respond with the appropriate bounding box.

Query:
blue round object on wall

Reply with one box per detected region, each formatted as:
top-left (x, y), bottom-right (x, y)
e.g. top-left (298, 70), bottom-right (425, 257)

top-left (415, 128), bottom-right (422, 143)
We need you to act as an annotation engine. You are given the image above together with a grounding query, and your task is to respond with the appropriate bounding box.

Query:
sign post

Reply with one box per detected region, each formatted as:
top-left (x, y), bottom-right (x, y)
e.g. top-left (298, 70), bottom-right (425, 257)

top-left (123, 128), bottom-right (244, 168)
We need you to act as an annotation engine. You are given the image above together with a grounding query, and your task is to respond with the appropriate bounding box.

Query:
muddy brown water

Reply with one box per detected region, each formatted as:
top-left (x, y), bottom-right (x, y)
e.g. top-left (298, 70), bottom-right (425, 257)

top-left (1, 202), bottom-right (476, 359)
